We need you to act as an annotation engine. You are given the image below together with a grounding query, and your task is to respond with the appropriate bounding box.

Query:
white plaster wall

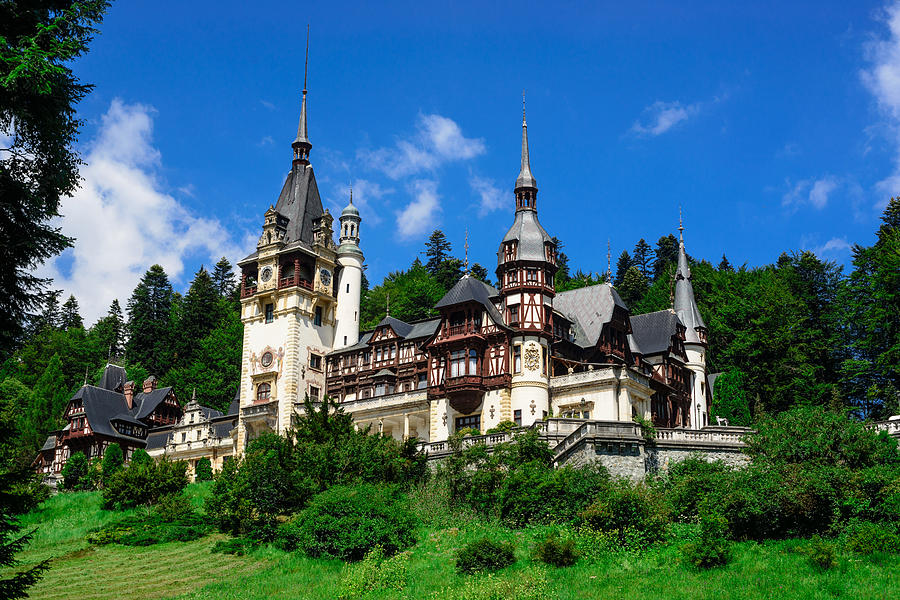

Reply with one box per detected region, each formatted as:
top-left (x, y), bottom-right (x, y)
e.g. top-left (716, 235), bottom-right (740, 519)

top-left (334, 253), bottom-right (362, 350)
top-left (510, 337), bottom-right (550, 426)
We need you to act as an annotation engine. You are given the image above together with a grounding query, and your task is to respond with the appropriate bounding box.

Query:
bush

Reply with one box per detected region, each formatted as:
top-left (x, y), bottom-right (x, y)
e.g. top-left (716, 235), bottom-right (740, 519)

top-left (101, 444), bottom-right (124, 485)
top-left (455, 538), bottom-right (516, 574)
top-left (485, 420), bottom-right (518, 434)
top-left (580, 480), bottom-right (669, 546)
top-left (296, 484), bottom-right (417, 561)
top-left (499, 463), bottom-right (608, 526)
top-left (61, 451), bottom-right (90, 491)
top-left (338, 546), bottom-right (410, 599)
top-left (195, 457), bottom-right (213, 482)
top-left (845, 521), bottom-right (900, 555)
top-left (273, 521), bottom-right (303, 552)
top-left (660, 456), bottom-right (732, 521)
top-left (88, 493), bottom-right (208, 546)
top-left (205, 457), bottom-right (254, 535)
top-left (533, 532), bottom-right (579, 567)
top-left (807, 536), bottom-right (837, 570)
top-left (682, 511), bottom-right (731, 569)
top-left (211, 537), bottom-right (253, 556)
top-left (102, 457), bottom-right (188, 509)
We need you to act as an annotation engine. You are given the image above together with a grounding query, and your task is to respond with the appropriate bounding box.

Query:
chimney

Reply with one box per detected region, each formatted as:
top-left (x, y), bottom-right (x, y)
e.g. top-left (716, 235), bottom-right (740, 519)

top-left (124, 381), bottom-right (135, 410)
top-left (142, 375), bottom-right (157, 394)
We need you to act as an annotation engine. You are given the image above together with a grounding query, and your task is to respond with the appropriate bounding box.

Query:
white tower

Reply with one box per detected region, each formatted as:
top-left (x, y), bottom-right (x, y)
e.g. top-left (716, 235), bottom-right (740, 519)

top-left (334, 191), bottom-right (363, 350)
top-left (674, 217), bottom-right (710, 429)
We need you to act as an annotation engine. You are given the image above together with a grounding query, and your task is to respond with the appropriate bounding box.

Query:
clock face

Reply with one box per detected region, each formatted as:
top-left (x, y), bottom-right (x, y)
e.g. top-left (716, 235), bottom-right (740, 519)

top-left (260, 266), bottom-right (273, 282)
top-left (320, 268), bottom-right (332, 286)
top-left (260, 351), bottom-right (273, 368)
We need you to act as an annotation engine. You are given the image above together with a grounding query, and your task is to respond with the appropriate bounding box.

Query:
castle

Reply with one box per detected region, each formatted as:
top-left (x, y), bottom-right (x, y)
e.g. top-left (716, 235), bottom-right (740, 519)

top-left (36, 79), bottom-right (715, 482)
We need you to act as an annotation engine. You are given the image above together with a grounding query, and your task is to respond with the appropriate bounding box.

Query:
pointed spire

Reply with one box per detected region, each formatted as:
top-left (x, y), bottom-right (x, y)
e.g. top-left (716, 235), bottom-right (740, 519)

top-left (678, 206), bottom-right (684, 243)
top-left (464, 228), bottom-right (470, 274)
top-left (606, 239), bottom-right (612, 282)
top-left (673, 217), bottom-right (707, 344)
top-left (386, 292), bottom-right (390, 317)
top-left (292, 25), bottom-right (312, 165)
top-left (515, 90), bottom-right (537, 199)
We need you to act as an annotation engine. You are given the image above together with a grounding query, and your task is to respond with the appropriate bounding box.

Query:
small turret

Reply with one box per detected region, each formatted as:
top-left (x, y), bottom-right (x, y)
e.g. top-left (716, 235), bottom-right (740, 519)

top-left (334, 186), bottom-right (364, 350)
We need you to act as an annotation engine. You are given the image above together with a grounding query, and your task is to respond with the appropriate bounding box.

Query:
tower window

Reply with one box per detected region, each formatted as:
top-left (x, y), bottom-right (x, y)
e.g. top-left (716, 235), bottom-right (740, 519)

top-left (314, 306), bottom-right (322, 326)
top-left (256, 382), bottom-right (271, 402)
top-left (513, 345), bottom-right (522, 373)
top-left (309, 353), bottom-right (322, 371)
top-left (526, 268), bottom-right (538, 283)
top-left (344, 336), bottom-right (348, 345)
top-left (309, 386), bottom-right (320, 402)
top-left (514, 409), bottom-right (522, 426)
top-left (346, 283), bottom-right (350, 293)
top-left (468, 349), bottom-right (478, 375)
top-left (265, 303), bottom-right (274, 323)
top-left (508, 305), bottom-right (519, 325)
top-left (450, 350), bottom-right (465, 377)
top-left (455, 414), bottom-right (481, 433)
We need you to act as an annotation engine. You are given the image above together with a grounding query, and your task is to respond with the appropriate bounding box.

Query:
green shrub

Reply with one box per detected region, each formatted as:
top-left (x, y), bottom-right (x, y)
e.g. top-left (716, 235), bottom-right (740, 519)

top-left (498, 463), bottom-right (608, 526)
top-left (339, 546), bottom-right (410, 599)
top-left (485, 420), bottom-right (518, 434)
top-left (102, 457), bottom-right (188, 509)
top-left (61, 451), bottom-right (90, 491)
top-left (211, 537), bottom-right (253, 556)
top-left (845, 521), bottom-right (900, 555)
top-left (660, 456), bottom-right (732, 521)
top-left (195, 457), bottom-right (213, 482)
top-left (205, 456), bottom-right (255, 535)
top-left (633, 414), bottom-right (656, 440)
top-left (807, 536), bottom-right (838, 570)
top-left (273, 521), bottom-right (303, 551)
top-left (533, 532), bottom-right (579, 567)
top-left (580, 480), bottom-right (669, 546)
top-left (681, 511), bottom-right (731, 569)
top-left (101, 443), bottom-right (124, 485)
top-left (455, 538), bottom-right (515, 574)
top-left (87, 494), bottom-right (208, 546)
top-left (456, 427), bottom-right (480, 438)
top-left (296, 484), bottom-right (417, 561)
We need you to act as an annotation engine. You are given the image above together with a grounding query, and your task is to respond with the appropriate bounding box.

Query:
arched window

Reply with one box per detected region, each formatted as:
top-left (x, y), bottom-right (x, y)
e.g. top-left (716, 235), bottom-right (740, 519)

top-left (351, 224), bottom-right (355, 236)
top-left (257, 382), bottom-right (271, 402)
top-left (468, 349), bottom-right (478, 375)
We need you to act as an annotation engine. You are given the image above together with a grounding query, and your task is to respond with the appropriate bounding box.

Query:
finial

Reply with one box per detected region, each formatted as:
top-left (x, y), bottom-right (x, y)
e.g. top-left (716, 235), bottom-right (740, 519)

top-left (606, 239), bottom-right (612, 282)
top-left (386, 292), bottom-right (390, 317)
top-left (192, 388), bottom-right (196, 401)
top-left (522, 89), bottom-right (526, 125)
top-left (678, 206), bottom-right (684, 243)
top-left (303, 24), bottom-right (309, 94)
top-left (349, 181), bottom-right (353, 204)
top-left (84, 366), bottom-right (89, 386)
top-left (464, 228), bottom-right (469, 273)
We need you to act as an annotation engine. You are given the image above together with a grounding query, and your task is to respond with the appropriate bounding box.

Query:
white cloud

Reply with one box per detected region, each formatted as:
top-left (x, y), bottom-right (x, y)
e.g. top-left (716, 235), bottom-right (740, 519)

top-left (257, 135), bottom-right (274, 147)
top-left (807, 236), bottom-right (853, 258)
top-left (470, 175), bottom-right (505, 215)
top-left (359, 113), bottom-right (485, 179)
top-left (330, 178), bottom-right (392, 225)
top-left (395, 180), bottom-right (440, 239)
top-left (862, 1), bottom-right (900, 205)
top-left (35, 98), bottom-right (241, 324)
top-left (782, 176), bottom-right (839, 210)
top-left (631, 101), bottom-right (700, 136)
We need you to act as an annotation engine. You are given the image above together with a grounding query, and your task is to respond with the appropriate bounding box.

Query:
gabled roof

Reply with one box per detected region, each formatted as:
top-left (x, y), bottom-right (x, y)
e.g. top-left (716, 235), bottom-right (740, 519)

top-left (213, 421), bottom-right (236, 438)
top-left (76, 386), bottom-right (145, 443)
top-left (376, 316), bottom-right (414, 339)
top-left (132, 387), bottom-right (174, 420)
top-left (145, 430), bottom-right (170, 451)
top-left (407, 318), bottom-right (440, 340)
top-left (554, 283), bottom-right (628, 348)
top-left (630, 309), bottom-right (681, 356)
top-left (435, 276), bottom-right (507, 328)
top-left (40, 435), bottom-right (56, 452)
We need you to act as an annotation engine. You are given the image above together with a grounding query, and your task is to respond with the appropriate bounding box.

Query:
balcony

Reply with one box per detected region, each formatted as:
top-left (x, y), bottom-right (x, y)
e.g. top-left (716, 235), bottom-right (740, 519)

top-left (240, 285), bottom-right (257, 298)
top-left (278, 277), bottom-right (313, 291)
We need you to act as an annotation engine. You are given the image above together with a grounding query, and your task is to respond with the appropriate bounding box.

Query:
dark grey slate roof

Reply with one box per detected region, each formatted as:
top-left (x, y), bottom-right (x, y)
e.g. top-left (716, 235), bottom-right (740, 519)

top-left (373, 368), bottom-right (395, 378)
top-left (516, 118), bottom-right (537, 190)
top-left (197, 406), bottom-right (223, 420)
top-left (274, 165), bottom-right (324, 248)
top-left (406, 319), bottom-right (440, 340)
top-left (145, 430), bottom-right (170, 451)
top-left (376, 316), bottom-right (414, 338)
top-left (76, 386), bottom-right (145, 443)
top-left (630, 310), bottom-right (680, 356)
top-left (213, 421), bottom-right (236, 438)
top-left (674, 240), bottom-right (707, 343)
top-left (40, 435), bottom-right (56, 452)
top-left (500, 210), bottom-right (553, 263)
top-left (111, 413), bottom-right (146, 427)
top-left (99, 364), bottom-right (127, 392)
top-left (554, 283), bottom-right (628, 348)
top-left (328, 331), bottom-right (374, 355)
top-left (436, 276), bottom-right (506, 328)
top-left (708, 372), bottom-right (722, 398)
top-left (132, 387), bottom-right (173, 420)
top-left (226, 397), bottom-right (239, 416)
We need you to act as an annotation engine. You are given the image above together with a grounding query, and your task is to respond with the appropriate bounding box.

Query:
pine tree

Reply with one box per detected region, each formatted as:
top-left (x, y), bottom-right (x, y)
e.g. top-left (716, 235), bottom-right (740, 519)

top-left (101, 443), bottom-right (123, 485)
top-left (436, 257), bottom-right (464, 291)
top-left (176, 267), bottom-right (222, 365)
top-left (632, 239), bottom-right (652, 278)
top-left (31, 290), bottom-right (62, 334)
top-left (718, 254), bottom-right (733, 272)
top-left (212, 257), bottom-right (237, 298)
top-left (551, 237), bottom-right (571, 288)
top-left (195, 457), bottom-right (213, 482)
top-left (24, 354), bottom-right (68, 450)
top-left (0, 471), bottom-right (49, 597)
top-left (425, 230), bottom-right (452, 277)
top-left (126, 265), bottom-right (174, 376)
top-left (59, 295), bottom-right (83, 330)
top-left (712, 369), bottom-right (751, 426)
top-left (618, 266), bottom-right (649, 308)
top-left (470, 263), bottom-right (490, 284)
top-left (614, 250), bottom-right (633, 287)
top-left (653, 234), bottom-right (679, 279)
top-left (0, 0), bottom-right (111, 353)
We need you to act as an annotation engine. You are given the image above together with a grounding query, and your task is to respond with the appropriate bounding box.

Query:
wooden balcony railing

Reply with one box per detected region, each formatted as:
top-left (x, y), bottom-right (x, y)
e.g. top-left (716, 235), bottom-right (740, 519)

top-left (241, 285), bottom-right (257, 298)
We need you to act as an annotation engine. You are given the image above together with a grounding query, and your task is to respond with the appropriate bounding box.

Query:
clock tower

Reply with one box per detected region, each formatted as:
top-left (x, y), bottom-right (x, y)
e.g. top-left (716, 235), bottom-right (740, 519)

top-left (235, 73), bottom-right (337, 453)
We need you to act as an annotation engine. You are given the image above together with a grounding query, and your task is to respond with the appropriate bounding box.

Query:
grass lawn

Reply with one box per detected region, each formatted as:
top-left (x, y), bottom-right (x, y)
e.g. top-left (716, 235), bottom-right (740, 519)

top-left (13, 486), bottom-right (900, 600)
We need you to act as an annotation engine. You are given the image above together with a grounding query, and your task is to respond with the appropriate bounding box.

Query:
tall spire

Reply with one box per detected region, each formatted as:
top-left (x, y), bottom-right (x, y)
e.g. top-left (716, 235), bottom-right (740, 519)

top-left (515, 91), bottom-right (537, 210)
top-left (292, 25), bottom-right (312, 165)
top-left (673, 217), bottom-right (707, 344)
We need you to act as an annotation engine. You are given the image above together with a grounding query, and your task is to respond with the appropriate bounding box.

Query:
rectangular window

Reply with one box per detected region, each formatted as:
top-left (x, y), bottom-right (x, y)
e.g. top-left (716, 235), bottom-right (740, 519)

top-left (390, 345), bottom-right (396, 359)
top-left (450, 350), bottom-right (465, 378)
top-left (508, 305), bottom-right (519, 325)
top-left (309, 386), bottom-right (320, 402)
top-left (375, 383), bottom-right (385, 397)
top-left (344, 336), bottom-right (348, 345)
top-left (455, 414), bottom-right (481, 433)
top-left (376, 347), bottom-right (383, 361)
top-left (513, 345), bottom-right (522, 373)
top-left (526, 268), bottom-right (538, 283)
top-left (541, 346), bottom-right (547, 374)
top-left (468, 350), bottom-right (478, 375)
top-left (181, 432), bottom-right (186, 443)
top-left (309, 353), bottom-right (322, 371)
top-left (417, 373), bottom-right (427, 389)
top-left (363, 351), bottom-right (371, 364)
top-left (513, 409), bottom-right (522, 426)
top-left (346, 283), bottom-right (350, 293)
top-left (314, 306), bottom-right (322, 326)
top-left (265, 303), bottom-right (274, 323)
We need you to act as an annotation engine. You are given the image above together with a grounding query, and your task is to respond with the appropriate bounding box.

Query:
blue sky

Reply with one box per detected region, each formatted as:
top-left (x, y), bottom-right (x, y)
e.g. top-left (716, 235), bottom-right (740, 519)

top-left (39, 0), bottom-right (900, 322)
